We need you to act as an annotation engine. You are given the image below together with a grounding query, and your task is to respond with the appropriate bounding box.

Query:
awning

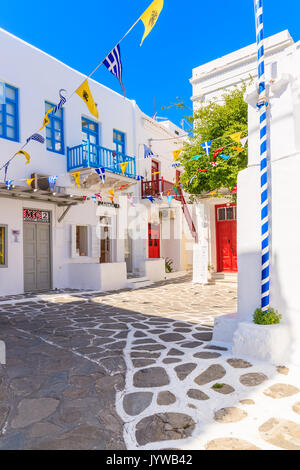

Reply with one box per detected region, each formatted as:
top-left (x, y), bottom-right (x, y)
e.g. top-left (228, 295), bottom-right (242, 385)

top-left (0, 183), bottom-right (84, 207)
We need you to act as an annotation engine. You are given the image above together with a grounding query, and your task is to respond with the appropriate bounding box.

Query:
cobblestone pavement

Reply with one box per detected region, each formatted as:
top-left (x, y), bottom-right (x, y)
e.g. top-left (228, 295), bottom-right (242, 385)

top-left (0, 275), bottom-right (299, 450)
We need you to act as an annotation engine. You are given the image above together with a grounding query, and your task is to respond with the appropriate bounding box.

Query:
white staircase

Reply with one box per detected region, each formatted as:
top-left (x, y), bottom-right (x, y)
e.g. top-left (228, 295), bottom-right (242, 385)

top-left (127, 276), bottom-right (153, 290)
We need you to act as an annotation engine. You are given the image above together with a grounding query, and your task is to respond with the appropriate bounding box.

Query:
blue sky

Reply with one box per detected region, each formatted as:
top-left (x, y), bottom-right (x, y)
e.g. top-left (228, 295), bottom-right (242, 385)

top-left (1, 0), bottom-right (299, 127)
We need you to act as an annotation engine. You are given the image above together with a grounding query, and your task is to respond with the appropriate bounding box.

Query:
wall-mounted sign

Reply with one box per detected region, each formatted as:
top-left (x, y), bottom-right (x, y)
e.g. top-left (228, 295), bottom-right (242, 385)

top-left (98, 201), bottom-right (120, 209)
top-left (11, 230), bottom-right (21, 243)
top-left (23, 209), bottom-right (50, 223)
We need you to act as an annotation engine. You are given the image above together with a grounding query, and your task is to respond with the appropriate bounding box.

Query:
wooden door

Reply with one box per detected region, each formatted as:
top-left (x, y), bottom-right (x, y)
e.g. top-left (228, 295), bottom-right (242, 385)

top-left (148, 223), bottom-right (160, 259)
top-left (24, 224), bottom-right (37, 292)
top-left (24, 222), bottom-right (51, 291)
top-left (215, 204), bottom-right (237, 272)
top-left (36, 224), bottom-right (51, 290)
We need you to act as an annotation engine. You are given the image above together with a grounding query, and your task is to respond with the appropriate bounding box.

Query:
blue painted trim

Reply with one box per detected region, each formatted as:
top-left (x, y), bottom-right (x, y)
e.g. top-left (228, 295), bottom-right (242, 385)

top-left (0, 84), bottom-right (19, 142)
top-left (113, 129), bottom-right (126, 155)
top-left (45, 101), bottom-right (64, 155)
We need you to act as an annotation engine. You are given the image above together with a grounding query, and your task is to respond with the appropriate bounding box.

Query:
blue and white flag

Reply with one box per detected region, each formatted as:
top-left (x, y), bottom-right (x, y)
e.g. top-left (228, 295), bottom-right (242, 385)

top-left (144, 144), bottom-right (154, 159)
top-left (95, 167), bottom-right (105, 184)
top-left (136, 175), bottom-right (145, 181)
top-left (26, 133), bottom-right (45, 144)
top-left (147, 195), bottom-right (155, 203)
top-left (4, 162), bottom-right (10, 182)
top-left (52, 89), bottom-right (67, 115)
top-left (201, 140), bottom-right (212, 156)
top-left (91, 196), bottom-right (97, 203)
top-left (5, 179), bottom-right (13, 190)
top-left (48, 176), bottom-right (58, 192)
top-left (103, 44), bottom-right (125, 96)
top-left (171, 162), bottom-right (180, 168)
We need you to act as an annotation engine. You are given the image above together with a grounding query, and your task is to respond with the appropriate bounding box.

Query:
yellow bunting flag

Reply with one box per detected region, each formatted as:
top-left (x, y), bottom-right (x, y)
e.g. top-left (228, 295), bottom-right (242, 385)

top-left (233, 146), bottom-right (244, 154)
top-left (14, 150), bottom-right (30, 165)
top-left (119, 162), bottom-right (129, 175)
top-left (26, 178), bottom-right (35, 188)
top-left (76, 80), bottom-right (99, 119)
top-left (40, 108), bottom-right (53, 131)
top-left (71, 172), bottom-right (81, 187)
top-left (230, 132), bottom-right (242, 144)
top-left (152, 171), bottom-right (159, 175)
top-left (140, 0), bottom-right (164, 46)
top-left (108, 189), bottom-right (114, 202)
top-left (173, 149), bottom-right (183, 161)
top-left (209, 191), bottom-right (217, 196)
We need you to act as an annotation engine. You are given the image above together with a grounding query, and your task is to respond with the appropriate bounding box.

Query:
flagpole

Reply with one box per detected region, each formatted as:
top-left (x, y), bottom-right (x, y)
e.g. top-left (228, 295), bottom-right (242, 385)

top-left (254, 0), bottom-right (270, 312)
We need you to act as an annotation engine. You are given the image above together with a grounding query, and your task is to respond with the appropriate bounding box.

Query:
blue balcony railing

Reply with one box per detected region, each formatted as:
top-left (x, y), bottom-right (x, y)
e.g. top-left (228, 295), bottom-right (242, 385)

top-left (67, 142), bottom-right (136, 178)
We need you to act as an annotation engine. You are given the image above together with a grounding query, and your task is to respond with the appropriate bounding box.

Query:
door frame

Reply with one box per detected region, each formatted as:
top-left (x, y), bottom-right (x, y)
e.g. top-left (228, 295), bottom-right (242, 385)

top-left (23, 207), bottom-right (53, 292)
top-left (215, 203), bottom-right (237, 273)
top-left (148, 222), bottom-right (161, 259)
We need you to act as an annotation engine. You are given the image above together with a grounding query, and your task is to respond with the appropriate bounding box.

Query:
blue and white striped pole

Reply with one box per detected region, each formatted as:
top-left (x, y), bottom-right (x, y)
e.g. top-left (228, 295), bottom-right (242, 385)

top-left (254, 0), bottom-right (270, 311)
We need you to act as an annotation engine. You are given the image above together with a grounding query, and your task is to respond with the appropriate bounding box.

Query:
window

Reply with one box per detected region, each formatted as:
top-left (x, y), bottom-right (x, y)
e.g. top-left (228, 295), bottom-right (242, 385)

top-left (0, 225), bottom-right (7, 267)
top-left (0, 84), bottom-right (19, 142)
top-left (45, 101), bottom-right (64, 154)
top-left (76, 226), bottom-right (88, 256)
top-left (217, 206), bottom-right (237, 221)
top-left (113, 129), bottom-right (126, 154)
top-left (82, 117), bottom-right (99, 145)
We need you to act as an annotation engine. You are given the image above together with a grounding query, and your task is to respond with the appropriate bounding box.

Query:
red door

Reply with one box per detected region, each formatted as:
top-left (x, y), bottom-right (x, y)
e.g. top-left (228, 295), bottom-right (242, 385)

top-left (148, 223), bottom-right (160, 258)
top-left (215, 204), bottom-right (237, 272)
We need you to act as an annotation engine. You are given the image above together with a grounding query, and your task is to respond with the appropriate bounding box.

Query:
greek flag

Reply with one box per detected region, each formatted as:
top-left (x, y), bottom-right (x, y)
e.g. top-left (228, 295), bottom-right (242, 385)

top-left (136, 175), bottom-right (144, 181)
top-left (95, 167), bottom-right (105, 184)
top-left (48, 176), bottom-right (58, 192)
top-left (52, 89), bottom-right (67, 115)
top-left (103, 44), bottom-right (125, 96)
top-left (5, 179), bottom-right (13, 190)
top-left (201, 140), bottom-right (212, 156)
top-left (144, 144), bottom-right (154, 159)
top-left (4, 162), bottom-right (10, 182)
top-left (27, 133), bottom-right (45, 144)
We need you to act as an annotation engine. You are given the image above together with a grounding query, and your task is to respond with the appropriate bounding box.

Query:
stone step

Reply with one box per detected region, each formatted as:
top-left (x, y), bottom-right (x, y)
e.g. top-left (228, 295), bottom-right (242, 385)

top-left (127, 278), bottom-right (153, 289)
top-left (212, 273), bottom-right (238, 284)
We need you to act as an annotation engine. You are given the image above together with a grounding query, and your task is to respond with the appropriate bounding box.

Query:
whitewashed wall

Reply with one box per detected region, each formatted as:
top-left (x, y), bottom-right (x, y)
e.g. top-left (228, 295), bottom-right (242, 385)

top-left (236, 41), bottom-right (300, 363)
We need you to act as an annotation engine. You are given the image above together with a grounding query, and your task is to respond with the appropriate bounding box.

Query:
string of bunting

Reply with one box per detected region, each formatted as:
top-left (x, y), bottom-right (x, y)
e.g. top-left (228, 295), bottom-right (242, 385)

top-left (0, 0), bottom-right (165, 181)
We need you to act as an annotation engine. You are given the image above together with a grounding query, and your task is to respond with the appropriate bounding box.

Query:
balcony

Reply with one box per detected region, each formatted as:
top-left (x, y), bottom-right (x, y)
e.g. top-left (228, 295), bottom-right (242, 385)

top-left (67, 142), bottom-right (136, 179)
top-left (141, 177), bottom-right (182, 201)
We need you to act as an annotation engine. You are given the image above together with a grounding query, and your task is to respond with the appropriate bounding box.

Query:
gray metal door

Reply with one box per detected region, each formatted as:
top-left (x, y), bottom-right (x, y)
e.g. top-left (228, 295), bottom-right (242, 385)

top-left (24, 224), bottom-right (37, 292)
top-left (24, 223), bottom-right (51, 292)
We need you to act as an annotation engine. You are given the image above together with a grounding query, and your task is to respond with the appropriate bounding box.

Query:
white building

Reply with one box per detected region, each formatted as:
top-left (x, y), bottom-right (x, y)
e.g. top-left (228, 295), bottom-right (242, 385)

top-left (189, 31), bottom-right (294, 280)
top-left (190, 30), bottom-right (294, 110)
top-left (0, 27), bottom-right (196, 296)
top-left (214, 37), bottom-right (300, 366)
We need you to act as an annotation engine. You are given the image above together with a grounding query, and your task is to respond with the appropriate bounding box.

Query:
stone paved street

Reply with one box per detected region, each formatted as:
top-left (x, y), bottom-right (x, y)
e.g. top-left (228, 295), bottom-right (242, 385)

top-left (0, 274), bottom-right (299, 450)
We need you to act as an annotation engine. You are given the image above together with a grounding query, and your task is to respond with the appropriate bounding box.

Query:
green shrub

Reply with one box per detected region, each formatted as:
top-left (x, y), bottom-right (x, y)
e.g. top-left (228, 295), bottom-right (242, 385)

top-left (165, 257), bottom-right (174, 273)
top-left (253, 308), bottom-right (282, 325)
top-left (212, 383), bottom-right (223, 389)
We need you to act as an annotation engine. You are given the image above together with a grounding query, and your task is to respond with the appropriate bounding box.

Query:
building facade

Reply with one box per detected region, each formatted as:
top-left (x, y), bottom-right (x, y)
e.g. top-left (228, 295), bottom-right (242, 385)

top-left (188, 30), bottom-right (294, 279)
top-left (214, 37), bottom-right (300, 366)
top-left (0, 27), bottom-right (195, 296)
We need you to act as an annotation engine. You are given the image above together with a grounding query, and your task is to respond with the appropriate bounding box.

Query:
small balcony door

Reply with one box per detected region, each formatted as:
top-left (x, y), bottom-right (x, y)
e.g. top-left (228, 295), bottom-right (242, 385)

top-left (151, 161), bottom-right (160, 194)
